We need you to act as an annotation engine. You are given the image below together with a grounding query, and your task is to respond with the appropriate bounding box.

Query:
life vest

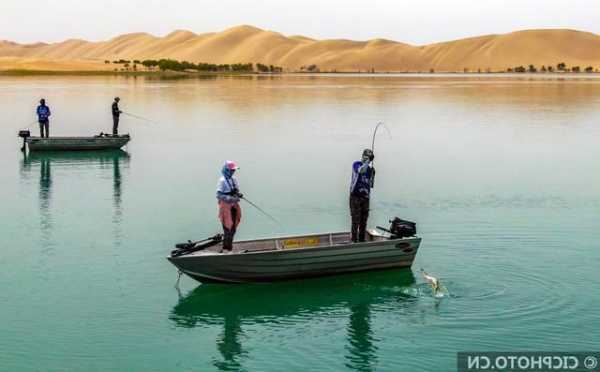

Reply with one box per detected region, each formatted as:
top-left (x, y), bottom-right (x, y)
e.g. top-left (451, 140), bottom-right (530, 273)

top-left (37, 105), bottom-right (50, 121)
top-left (350, 161), bottom-right (374, 198)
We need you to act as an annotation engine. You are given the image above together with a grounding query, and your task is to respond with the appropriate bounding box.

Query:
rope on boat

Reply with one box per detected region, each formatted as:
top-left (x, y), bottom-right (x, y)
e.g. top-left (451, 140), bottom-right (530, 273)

top-left (174, 270), bottom-right (183, 290)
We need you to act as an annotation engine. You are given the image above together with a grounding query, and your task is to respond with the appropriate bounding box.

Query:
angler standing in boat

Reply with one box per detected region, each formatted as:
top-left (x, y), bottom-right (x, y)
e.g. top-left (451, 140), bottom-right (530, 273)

top-left (111, 97), bottom-right (122, 135)
top-left (36, 99), bottom-right (51, 138)
top-left (349, 149), bottom-right (375, 242)
top-left (217, 161), bottom-right (242, 253)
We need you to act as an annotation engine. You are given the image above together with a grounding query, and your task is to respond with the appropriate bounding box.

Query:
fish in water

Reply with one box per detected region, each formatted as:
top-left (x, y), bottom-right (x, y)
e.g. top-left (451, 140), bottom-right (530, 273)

top-left (420, 268), bottom-right (443, 297)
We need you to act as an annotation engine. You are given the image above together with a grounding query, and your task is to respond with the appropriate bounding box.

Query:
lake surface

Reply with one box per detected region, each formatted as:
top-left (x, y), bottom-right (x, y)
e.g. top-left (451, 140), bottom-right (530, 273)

top-left (1, 74), bottom-right (599, 371)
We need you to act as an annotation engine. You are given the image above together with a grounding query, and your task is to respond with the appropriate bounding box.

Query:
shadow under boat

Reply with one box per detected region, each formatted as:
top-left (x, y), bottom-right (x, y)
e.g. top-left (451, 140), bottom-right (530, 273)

top-left (171, 269), bottom-right (416, 325)
top-left (22, 148), bottom-right (130, 164)
top-left (170, 270), bottom-right (417, 371)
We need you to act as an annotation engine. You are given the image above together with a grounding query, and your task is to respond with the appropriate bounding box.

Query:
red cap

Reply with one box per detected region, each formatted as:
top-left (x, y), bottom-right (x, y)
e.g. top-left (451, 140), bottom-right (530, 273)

top-left (225, 161), bottom-right (239, 170)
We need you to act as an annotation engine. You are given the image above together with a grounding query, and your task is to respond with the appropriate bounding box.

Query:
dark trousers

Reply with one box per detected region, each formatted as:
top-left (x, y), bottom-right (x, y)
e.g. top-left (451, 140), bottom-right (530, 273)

top-left (350, 195), bottom-right (370, 242)
top-left (38, 120), bottom-right (49, 138)
top-left (112, 115), bottom-right (120, 135)
top-left (222, 206), bottom-right (238, 251)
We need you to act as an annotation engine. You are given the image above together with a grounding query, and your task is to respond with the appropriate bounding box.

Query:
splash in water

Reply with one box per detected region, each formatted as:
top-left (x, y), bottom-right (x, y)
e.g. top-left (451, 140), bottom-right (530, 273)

top-left (421, 268), bottom-right (449, 298)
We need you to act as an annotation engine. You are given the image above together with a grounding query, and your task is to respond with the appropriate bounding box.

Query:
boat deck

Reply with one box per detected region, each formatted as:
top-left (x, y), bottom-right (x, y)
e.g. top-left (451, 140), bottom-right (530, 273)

top-left (189, 230), bottom-right (389, 256)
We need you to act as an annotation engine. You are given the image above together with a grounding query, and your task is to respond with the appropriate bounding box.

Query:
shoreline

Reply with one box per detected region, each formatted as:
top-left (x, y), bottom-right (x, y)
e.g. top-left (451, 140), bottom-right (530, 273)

top-left (0, 69), bottom-right (258, 77)
top-left (1, 69), bottom-right (599, 78)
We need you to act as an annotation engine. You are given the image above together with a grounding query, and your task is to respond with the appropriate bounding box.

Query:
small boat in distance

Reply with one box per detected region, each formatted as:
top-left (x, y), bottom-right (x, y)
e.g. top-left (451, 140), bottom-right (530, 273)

top-left (18, 130), bottom-right (130, 152)
top-left (167, 218), bottom-right (421, 284)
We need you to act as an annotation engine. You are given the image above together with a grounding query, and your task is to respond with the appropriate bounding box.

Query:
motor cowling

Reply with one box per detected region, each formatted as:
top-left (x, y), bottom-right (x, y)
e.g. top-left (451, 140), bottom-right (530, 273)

top-left (389, 217), bottom-right (416, 238)
top-left (18, 130), bottom-right (31, 139)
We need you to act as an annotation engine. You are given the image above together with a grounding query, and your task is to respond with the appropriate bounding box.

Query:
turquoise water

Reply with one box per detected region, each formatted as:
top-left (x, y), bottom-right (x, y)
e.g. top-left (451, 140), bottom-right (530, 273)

top-left (1, 75), bottom-right (599, 371)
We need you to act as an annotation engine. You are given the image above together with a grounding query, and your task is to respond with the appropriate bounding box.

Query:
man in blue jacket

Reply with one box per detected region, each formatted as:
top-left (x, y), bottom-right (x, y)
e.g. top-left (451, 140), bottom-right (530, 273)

top-left (36, 99), bottom-right (51, 138)
top-left (349, 149), bottom-right (375, 242)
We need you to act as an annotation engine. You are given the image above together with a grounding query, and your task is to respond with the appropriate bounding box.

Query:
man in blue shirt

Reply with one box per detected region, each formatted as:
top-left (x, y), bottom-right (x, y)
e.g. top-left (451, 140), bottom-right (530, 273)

top-left (36, 99), bottom-right (51, 138)
top-left (349, 149), bottom-right (375, 242)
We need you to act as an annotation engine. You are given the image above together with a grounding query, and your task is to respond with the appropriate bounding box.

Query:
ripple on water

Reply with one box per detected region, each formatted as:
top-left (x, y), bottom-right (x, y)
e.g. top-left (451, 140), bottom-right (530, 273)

top-left (412, 261), bottom-right (580, 336)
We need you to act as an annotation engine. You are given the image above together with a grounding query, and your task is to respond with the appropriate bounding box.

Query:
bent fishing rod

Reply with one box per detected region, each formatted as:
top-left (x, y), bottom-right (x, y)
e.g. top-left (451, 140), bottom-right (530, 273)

top-left (240, 196), bottom-right (282, 226)
top-left (371, 122), bottom-right (392, 155)
top-left (368, 122), bottom-right (392, 187)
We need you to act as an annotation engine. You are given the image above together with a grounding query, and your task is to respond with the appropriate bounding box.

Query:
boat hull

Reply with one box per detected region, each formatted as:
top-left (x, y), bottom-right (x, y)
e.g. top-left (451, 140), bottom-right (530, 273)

top-left (26, 135), bottom-right (130, 151)
top-left (167, 235), bottom-right (421, 283)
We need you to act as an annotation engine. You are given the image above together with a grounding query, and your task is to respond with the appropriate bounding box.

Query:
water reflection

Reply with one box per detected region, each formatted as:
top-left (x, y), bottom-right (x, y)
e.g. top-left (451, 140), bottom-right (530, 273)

top-left (170, 270), bottom-right (415, 371)
top-left (346, 303), bottom-right (377, 372)
top-left (21, 150), bottom-right (130, 240)
top-left (132, 74), bottom-right (600, 112)
top-left (38, 156), bottom-right (52, 239)
top-left (213, 312), bottom-right (246, 371)
top-left (111, 152), bottom-right (124, 240)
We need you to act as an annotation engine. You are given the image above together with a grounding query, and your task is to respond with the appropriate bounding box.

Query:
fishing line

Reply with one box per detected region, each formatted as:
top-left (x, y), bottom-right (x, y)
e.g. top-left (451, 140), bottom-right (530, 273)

top-left (122, 111), bottom-right (159, 125)
top-left (241, 196), bottom-right (282, 227)
top-left (19, 120), bottom-right (39, 131)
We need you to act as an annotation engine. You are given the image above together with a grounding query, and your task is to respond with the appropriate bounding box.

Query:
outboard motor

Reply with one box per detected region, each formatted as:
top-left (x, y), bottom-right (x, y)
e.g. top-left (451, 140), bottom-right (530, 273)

top-left (377, 217), bottom-right (417, 239)
top-left (389, 217), bottom-right (416, 238)
top-left (171, 234), bottom-right (223, 257)
top-left (18, 130), bottom-right (31, 152)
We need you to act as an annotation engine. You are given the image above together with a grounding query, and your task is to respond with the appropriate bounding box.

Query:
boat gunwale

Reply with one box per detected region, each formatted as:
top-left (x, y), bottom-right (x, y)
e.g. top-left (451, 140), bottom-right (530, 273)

top-left (26, 135), bottom-right (130, 141)
top-left (169, 233), bottom-right (421, 258)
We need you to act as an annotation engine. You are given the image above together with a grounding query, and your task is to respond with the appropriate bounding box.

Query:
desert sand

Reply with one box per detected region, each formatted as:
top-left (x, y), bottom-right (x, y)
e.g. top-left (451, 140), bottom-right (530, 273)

top-left (1, 25), bottom-right (599, 72)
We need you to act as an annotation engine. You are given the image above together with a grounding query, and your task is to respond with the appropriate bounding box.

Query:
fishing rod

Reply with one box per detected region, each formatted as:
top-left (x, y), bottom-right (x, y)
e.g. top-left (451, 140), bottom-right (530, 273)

top-left (240, 196), bottom-right (282, 226)
top-left (371, 122), bottom-right (392, 155)
top-left (122, 111), bottom-right (159, 124)
top-left (19, 120), bottom-right (39, 130)
top-left (367, 122), bottom-right (392, 187)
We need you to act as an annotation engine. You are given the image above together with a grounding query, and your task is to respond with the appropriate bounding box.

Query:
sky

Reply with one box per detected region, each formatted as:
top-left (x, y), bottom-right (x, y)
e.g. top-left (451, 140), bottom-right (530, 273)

top-left (1, 0), bottom-right (597, 45)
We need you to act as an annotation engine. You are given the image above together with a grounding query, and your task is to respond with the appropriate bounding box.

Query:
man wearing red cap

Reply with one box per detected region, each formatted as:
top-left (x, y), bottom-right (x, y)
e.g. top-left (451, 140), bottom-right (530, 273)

top-left (216, 161), bottom-right (242, 252)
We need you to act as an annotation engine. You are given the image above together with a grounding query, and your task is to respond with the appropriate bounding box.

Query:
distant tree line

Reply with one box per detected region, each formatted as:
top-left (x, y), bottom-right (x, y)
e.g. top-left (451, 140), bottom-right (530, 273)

top-left (299, 64), bottom-right (319, 72)
top-left (256, 63), bottom-right (284, 73)
top-left (141, 59), bottom-right (256, 72)
top-left (506, 62), bottom-right (596, 73)
top-left (103, 58), bottom-right (284, 73)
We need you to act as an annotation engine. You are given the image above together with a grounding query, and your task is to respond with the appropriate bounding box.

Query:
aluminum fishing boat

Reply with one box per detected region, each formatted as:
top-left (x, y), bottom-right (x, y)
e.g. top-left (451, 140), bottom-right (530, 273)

top-left (167, 218), bottom-right (421, 284)
top-left (19, 130), bottom-right (130, 151)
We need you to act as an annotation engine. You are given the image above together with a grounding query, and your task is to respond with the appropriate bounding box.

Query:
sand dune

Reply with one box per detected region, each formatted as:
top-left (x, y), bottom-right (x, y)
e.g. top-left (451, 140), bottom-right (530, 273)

top-left (1, 26), bottom-right (599, 72)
